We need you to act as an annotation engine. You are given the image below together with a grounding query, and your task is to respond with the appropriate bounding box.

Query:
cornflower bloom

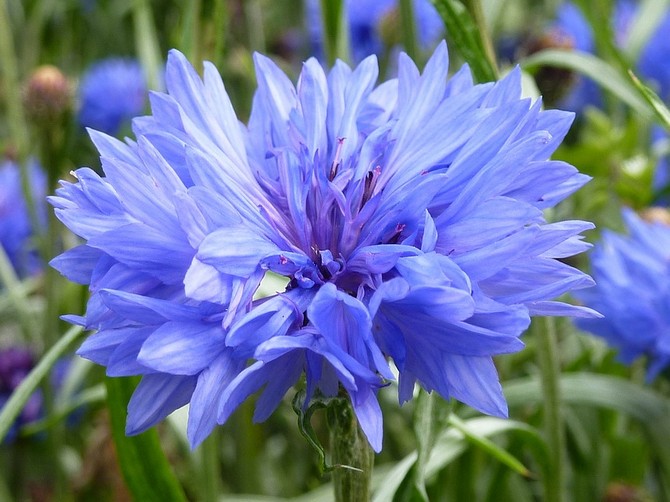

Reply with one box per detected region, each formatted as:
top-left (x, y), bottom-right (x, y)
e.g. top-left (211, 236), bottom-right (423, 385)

top-left (577, 209), bottom-right (670, 380)
top-left (77, 58), bottom-right (147, 135)
top-left (0, 160), bottom-right (45, 277)
top-left (51, 43), bottom-right (595, 451)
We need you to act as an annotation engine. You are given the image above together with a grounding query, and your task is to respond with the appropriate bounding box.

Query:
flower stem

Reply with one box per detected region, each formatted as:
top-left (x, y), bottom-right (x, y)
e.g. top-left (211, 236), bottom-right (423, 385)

top-left (533, 317), bottom-right (566, 502)
top-left (327, 398), bottom-right (374, 502)
top-left (399, 0), bottom-right (419, 61)
top-left (132, 0), bottom-right (163, 90)
top-left (462, 0), bottom-right (499, 79)
top-left (0, 0), bottom-right (30, 161)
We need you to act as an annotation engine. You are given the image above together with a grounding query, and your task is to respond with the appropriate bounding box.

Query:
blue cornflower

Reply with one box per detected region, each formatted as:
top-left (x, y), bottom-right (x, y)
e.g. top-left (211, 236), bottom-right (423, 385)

top-left (577, 209), bottom-right (670, 379)
top-left (51, 43), bottom-right (595, 452)
top-left (0, 160), bottom-right (45, 277)
top-left (0, 347), bottom-right (43, 442)
top-left (307, 0), bottom-right (443, 63)
top-left (77, 58), bottom-right (147, 135)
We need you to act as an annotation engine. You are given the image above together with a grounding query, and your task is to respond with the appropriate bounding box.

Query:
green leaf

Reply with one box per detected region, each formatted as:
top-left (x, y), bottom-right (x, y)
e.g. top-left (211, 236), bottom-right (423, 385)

top-left (430, 0), bottom-right (498, 82)
top-left (520, 49), bottom-right (652, 118)
top-left (427, 417), bottom-right (548, 478)
top-left (105, 376), bottom-right (188, 502)
top-left (628, 70), bottom-right (670, 130)
top-left (372, 416), bottom-right (548, 501)
top-left (447, 415), bottom-right (531, 477)
top-left (505, 372), bottom-right (670, 493)
top-left (0, 325), bottom-right (83, 443)
top-left (622, 0), bottom-right (670, 61)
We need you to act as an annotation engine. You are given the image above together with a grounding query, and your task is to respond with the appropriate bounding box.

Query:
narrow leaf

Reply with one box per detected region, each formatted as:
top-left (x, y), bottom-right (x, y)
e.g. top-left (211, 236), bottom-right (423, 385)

top-left (447, 415), bottom-right (532, 477)
top-left (629, 70), bottom-right (670, 129)
top-left (0, 325), bottom-right (83, 443)
top-left (430, 0), bottom-right (498, 82)
top-left (106, 376), bottom-right (188, 502)
top-left (520, 49), bottom-right (652, 117)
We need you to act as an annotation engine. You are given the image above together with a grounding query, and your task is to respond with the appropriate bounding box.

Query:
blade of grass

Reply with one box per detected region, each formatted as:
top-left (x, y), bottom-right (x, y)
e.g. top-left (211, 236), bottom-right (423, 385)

top-left (106, 376), bottom-right (188, 502)
top-left (629, 70), bottom-right (670, 129)
top-left (0, 325), bottom-right (83, 443)
top-left (521, 49), bottom-right (652, 118)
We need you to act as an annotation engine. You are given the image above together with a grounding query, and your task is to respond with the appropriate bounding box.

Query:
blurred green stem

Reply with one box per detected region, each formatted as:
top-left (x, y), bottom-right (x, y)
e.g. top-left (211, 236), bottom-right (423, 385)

top-left (398, 0), bottom-right (419, 61)
top-left (534, 317), bottom-right (566, 502)
top-left (133, 0), bottom-right (163, 90)
top-left (212, 0), bottom-right (228, 68)
top-left (198, 428), bottom-right (221, 502)
top-left (0, 0), bottom-right (42, 245)
top-left (244, 0), bottom-right (266, 54)
top-left (327, 398), bottom-right (374, 502)
top-left (0, 0), bottom-right (29, 161)
top-left (462, 0), bottom-right (499, 79)
top-left (320, 0), bottom-right (351, 65)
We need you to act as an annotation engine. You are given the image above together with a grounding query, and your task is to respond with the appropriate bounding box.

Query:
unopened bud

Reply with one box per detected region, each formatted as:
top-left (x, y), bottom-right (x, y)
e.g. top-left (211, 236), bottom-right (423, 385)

top-left (23, 65), bottom-right (72, 123)
top-left (641, 206), bottom-right (670, 226)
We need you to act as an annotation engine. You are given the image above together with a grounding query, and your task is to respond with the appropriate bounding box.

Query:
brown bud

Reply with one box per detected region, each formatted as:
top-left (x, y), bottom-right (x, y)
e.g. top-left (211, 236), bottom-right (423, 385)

top-left (23, 65), bottom-right (72, 123)
top-left (641, 206), bottom-right (670, 226)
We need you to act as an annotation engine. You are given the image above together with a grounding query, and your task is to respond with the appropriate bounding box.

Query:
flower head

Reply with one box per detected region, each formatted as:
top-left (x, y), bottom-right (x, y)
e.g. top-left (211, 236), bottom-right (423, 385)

top-left (577, 209), bottom-right (670, 380)
top-left (0, 160), bottom-right (45, 277)
top-left (77, 58), bottom-right (147, 135)
top-left (51, 43), bottom-right (595, 452)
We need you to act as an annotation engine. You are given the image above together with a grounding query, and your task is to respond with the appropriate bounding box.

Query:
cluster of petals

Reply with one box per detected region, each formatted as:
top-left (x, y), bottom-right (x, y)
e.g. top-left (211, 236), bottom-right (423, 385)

top-left (578, 209), bottom-right (670, 380)
top-left (51, 42), bottom-right (596, 451)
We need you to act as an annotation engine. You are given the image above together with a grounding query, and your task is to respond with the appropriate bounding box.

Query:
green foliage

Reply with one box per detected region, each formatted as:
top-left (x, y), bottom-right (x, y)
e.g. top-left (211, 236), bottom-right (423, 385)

top-left (105, 376), bottom-right (188, 502)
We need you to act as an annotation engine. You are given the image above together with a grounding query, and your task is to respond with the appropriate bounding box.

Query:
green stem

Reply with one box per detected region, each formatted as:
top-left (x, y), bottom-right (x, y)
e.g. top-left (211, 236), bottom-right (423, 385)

top-left (244, 0), bottom-right (267, 55)
top-left (320, 0), bottom-right (351, 65)
top-left (0, 0), bottom-right (43, 249)
top-left (463, 0), bottom-right (499, 79)
top-left (198, 428), bottom-right (221, 502)
top-left (398, 0), bottom-right (419, 61)
top-left (533, 317), bottom-right (566, 502)
top-left (211, 0), bottom-right (228, 69)
top-left (327, 398), bottom-right (374, 502)
top-left (132, 0), bottom-right (163, 90)
top-left (0, 0), bottom-right (30, 161)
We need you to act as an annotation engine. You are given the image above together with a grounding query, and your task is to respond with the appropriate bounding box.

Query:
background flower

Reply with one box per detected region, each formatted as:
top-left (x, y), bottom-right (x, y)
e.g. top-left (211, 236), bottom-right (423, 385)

top-left (577, 208), bottom-right (670, 380)
top-left (0, 160), bottom-right (46, 277)
top-left (0, 347), bottom-right (43, 443)
top-left (77, 58), bottom-right (148, 136)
